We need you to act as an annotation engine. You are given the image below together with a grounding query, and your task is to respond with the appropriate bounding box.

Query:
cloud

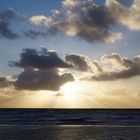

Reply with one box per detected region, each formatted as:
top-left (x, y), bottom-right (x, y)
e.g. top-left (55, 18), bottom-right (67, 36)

top-left (28, 0), bottom-right (140, 43)
top-left (23, 30), bottom-right (48, 38)
top-left (14, 68), bottom-right (74, 91)
top-left (66, 53), bottom-right (93, 72)
top-left (8, 48), bottom-right (74, 91)
top-left (0, 8), bottom-right (24, 20)
top-left (0, 9), bottom-right (55, 40)
top-left (44, 0), bottom-right (124, 42)
top-left (0, 77), bottom-right (13, 88)
top-left (64, 52), bottom-right (140, 81)
top-left (66, 53), bottom-right (102, 73)
top-left (0, 8), bottom-right (25, 39)
top-left (0, 77), bottom-right (8, 87)
top-left (0, 19), bottom-right (18, 39)
top-left (7, 47), bottom-right (140, 84)
top-left (88, 53), bottom-right (140, 81)
top-left (29, 15), bottom-right (53, 27)
top-left (3, 49), bottom-right (140, 90)
top-left (9, 48), bottom-right (71, 69)
top-left (1, 1), bottom-right (140, 42)
top-left (101, 53), bottom-right (134, 71)
top-left (28, 0), bottom-right (124, 42)
top-left (26, 15), bottom-right (58, 38)
top-left (23, 28), bottom-right (58, 38)
top-left (62, 0), bottom-right (79, 8)
top-left (106, 0), bottom-right (140, 30)
top-left (93, 60), bottom-right (103, 72)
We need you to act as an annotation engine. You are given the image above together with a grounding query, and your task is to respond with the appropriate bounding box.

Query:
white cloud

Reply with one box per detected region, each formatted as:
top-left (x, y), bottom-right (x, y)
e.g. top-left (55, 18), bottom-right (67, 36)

top-left (62, 0), bottom-right (79, 8)
top-left (29, 15), bottom-right (53, 27)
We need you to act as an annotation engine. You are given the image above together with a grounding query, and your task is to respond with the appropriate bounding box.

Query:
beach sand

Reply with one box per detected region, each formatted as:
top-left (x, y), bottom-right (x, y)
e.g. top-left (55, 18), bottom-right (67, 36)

top-left (0, 125), bottom-right (140, 140)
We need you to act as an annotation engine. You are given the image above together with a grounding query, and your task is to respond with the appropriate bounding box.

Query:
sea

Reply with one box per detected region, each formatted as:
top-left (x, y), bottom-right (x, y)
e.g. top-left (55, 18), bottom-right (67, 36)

top-left (0, 109), bottom-right (140, 140)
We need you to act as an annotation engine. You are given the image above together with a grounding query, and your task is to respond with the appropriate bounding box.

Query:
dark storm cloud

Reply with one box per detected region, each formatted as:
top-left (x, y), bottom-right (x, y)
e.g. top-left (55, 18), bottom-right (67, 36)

top-left (9, 48), bottom-right (71, 69)
top-left (14, 68), bottom-right (74, 91)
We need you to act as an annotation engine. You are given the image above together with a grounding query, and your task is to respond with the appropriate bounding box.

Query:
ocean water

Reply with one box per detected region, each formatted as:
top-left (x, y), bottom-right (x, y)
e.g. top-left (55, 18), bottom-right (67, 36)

top-left (0, 109), bottom-right (140, 140)
top-left (0, 125), bottom-right (140, 140)
top-left (0, 109), bottom-right (140, 125)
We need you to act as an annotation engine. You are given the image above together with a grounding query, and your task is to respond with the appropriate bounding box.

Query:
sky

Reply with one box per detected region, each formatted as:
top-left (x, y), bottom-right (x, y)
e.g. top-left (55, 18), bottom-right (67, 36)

top-left (0, 0), bottom-right (140, 108)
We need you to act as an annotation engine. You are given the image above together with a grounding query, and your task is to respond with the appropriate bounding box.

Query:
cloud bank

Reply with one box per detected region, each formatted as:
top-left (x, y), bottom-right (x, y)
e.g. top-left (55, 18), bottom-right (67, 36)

top-left (66, 53), bottom-right (102, 73)
top-left (7, 48), bottom-right (74, 91)
top-left (65, 52), bottom-right (140, 81)
top-left (0, 49), bottom-right (140, 92)
top-left (9, 48), bottom-right (71, 69)
top-left (14, 68), bottom-right (74, 91)
top-left (28, 0), bottom-right (140, 43)
top-left (0, 0), bottom-right (140, 43)
top-left (8, 48), bottom-right (140, 87)
top-left (84, 53), bottom-right (140, 81)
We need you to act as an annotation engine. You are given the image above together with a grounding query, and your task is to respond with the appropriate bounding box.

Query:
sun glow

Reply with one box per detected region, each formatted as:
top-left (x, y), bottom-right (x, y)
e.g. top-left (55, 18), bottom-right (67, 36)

top-left (59, 81), bottom-right (81, 103)
top-left (61, 81), bottom-right (80, 94)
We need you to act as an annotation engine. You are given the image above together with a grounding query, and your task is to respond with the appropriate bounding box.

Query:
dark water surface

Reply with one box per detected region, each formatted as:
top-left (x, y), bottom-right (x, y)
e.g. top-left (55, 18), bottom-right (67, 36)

top-left (0, 109), bottom-right (140, 140)
top-left (0, 109), bottom-right (140, 125)
top-left (0, 125), bottom-right (140, 140)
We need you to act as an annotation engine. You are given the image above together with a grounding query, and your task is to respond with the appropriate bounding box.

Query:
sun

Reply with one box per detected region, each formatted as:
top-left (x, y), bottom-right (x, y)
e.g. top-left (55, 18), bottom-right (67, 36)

top-left (58, 81), bottom-right (83, 107)
top-left (60, 81), bottom-right (80, 100)
top-left (61, 81), bottom-right (79, 94)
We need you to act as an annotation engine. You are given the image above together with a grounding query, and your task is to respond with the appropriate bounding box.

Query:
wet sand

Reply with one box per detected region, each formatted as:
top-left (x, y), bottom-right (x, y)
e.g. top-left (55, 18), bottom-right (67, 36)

top-left (0, 125), bottom-right (140, 140)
